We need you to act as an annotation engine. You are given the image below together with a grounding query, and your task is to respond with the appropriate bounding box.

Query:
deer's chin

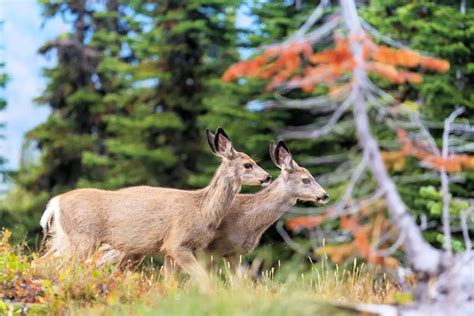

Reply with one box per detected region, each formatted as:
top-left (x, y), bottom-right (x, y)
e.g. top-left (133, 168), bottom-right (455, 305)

top-left (260, 181), bottom-right (271, 187)
top-left (316, 198), bottom-right (329, 205)
top-left (242, 180), bottom-right (267, 186)
top-left (300, 197), bottom-right (328, 205)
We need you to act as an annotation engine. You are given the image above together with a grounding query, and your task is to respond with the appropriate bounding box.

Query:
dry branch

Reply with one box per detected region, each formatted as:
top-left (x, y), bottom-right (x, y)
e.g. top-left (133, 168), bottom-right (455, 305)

top-left (340, 0), bottom-right (443, 275)
top-left (440, 107), bottom-right (465, 253)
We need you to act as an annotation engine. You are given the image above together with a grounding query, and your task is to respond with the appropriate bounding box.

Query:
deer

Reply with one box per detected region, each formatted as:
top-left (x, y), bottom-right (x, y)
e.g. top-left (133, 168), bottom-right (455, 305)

top-left (203, 140), bottom-right (328, 271)
top-left (40, 127), bottom-right (272, 282)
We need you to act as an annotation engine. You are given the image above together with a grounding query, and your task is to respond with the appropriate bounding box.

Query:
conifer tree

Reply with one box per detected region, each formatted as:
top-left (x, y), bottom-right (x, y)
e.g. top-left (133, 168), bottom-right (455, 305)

top-left (80, 1), bottom-right (243, 189)
top-left (5, 0), bottom-right (243, 243)
top-left (5, 1), bottom-right (132, 242)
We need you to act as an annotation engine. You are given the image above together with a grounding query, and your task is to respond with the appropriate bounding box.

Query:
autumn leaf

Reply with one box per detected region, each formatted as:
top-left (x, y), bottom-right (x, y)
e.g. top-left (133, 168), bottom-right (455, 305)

top-left (287, 214), bottom-right (328, 231)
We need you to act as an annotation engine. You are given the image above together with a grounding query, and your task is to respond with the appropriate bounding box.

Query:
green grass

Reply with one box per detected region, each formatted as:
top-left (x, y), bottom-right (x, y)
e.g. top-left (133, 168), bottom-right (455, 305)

top-left (1, 229), bottom-right (400, 315)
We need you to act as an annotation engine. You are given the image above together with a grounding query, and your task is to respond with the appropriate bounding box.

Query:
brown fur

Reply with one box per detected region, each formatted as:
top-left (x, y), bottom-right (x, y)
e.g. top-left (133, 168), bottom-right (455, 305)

top-left (41, 129), bottom-right (270, 280)
top-left (205, 141), bottom-right (328, 269)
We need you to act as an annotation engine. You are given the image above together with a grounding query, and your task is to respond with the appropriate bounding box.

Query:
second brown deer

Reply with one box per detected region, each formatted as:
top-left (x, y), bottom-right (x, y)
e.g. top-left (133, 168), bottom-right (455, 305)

top-left (204, 140), bottom-right (328, 270)
top-left (40, 128), bottom-right (271, 281)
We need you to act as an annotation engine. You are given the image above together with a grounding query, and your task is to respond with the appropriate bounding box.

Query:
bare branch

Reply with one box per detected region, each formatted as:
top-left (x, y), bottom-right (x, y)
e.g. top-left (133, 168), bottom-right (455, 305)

top-left (345, 188), bottom-right (385, 215)
top-left (440, 107), bottom-right (465, 253)
top-left (366, 91), bottom-right (389, 119)
top-left (286, 0), bottom-right (330, 42)
top-left (304, 153), bottom-right (349, 165)
top-left (361, 20), bottom-right (409, 50)
top-left (340, 0), bottom-right (442, 275)
top-left (363, 78), bottom-right (395, 103)
top-left (376, 231), bottom-right (406, 257)
top-left (281, 94), bottom-right (353, 139)
top-left (397, 120), bottom-right (474, 134)
top-left (318, 160), bottom-right (355, 185)
top-left (305, 16), bottom-right (341, 44)
top-left (330, 149), bottom-right (370, 217)
top-left (448, 140), bottom-right (474, 153)
top-left (264, 93), bottom-right (339, 110)
top-left (442, 107), bottom-right (465, 156)
top-left (275, 220), bottom-right (311, 256)
top-left (393, 172), bottom-right (466, 184)
top-left (460, 206), bottom-right (473, 251)
top-left (411, 112), bottom-right (440, 156)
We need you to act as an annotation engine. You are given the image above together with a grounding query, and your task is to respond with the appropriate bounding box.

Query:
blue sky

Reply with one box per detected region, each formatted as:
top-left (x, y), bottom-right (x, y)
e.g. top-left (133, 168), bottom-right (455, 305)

top-left (1, 0), bottom-right (67, 171)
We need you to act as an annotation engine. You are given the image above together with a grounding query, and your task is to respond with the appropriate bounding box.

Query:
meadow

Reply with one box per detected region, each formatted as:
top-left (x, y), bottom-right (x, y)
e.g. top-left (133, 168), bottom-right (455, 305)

top-left (1, 229), bottom-right (401, 315)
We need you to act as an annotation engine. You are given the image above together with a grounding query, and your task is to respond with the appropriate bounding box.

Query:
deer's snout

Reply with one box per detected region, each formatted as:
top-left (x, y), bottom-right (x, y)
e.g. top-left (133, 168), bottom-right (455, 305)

top-left (261, 175), bottom-right (272, 186)
top-left (316, 192), bottom-right (329, 204)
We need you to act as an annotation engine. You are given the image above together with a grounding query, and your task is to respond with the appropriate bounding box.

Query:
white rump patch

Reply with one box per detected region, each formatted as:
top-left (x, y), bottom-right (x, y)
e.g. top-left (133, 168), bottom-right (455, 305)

top-left (40, 196), bottom-right (60, 232)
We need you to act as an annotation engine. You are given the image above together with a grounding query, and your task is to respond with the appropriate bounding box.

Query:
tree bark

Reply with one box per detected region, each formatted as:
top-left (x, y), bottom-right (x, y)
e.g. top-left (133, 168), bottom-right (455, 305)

top-left (339, 0), bottom-right (443, 276)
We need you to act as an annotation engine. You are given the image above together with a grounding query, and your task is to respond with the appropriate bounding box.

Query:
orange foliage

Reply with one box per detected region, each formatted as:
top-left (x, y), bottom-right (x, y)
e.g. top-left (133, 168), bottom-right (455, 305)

top-left (371, 46), bottom-right (421, 68)
top-left (380, 151), bottom-right (406, 171)
top-left (381, 128), bottom-right (474, 173)
top-left (419, 57), bottom-right (450, 72)
top-left (287, 199), bottom-right (399, 269)
top-left (287, 213), bottom-right (328, 231)
top-left (366, 62), bottom-right (405, 84)
top-left (334, 211), bottom-right (399, 269)
top-left (222, 34), bottom-right (449, 93)
top-left (222, 41), bottom-right (313, 90)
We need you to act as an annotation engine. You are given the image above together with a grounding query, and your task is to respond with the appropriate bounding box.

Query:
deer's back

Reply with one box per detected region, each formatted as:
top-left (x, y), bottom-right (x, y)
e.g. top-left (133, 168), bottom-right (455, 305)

top-left (58, 187), bottom-right (201, 255)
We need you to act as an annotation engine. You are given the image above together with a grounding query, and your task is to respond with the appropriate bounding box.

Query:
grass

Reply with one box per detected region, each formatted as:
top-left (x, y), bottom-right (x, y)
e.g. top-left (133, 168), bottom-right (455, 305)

top-left (0, 229), bottom-right (401, 315)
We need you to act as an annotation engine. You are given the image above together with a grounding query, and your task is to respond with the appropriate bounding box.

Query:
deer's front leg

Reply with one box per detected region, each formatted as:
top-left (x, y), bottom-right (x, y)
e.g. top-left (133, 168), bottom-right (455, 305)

top-left (163, 255), bottom-right (180, 281)
top-left (168, 246), bottom-right (209, 282)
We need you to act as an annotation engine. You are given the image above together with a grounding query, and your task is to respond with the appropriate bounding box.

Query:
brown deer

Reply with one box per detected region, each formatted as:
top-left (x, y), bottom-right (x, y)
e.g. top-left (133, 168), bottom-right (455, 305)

top-left (40, 128), bottom-right (271, 281)
top-left (204, 140), bottom-right (328, 270)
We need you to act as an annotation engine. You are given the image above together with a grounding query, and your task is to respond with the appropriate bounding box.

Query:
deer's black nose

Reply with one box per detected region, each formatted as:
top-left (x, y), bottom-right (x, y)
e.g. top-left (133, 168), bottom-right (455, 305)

top-left (261, 175), bottom-right (272, 184)
top-left (322, 193), bottom-right (329, 201)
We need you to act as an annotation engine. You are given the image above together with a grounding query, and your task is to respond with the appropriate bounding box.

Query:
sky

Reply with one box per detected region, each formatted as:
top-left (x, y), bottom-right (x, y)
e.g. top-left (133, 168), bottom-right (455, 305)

top-left (1, 0), bottom-right (67, 171)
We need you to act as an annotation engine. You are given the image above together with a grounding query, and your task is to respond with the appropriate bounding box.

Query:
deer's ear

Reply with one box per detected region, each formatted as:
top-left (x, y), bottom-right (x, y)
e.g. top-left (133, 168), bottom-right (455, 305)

top-left (206, 129), bottom-right (218, 155)
top-left (214, 127), bottom-right (235, 159)
top-left (269, 141), bottom-right (279, 167)
top-left (275, 141), bottom-right (296, 171)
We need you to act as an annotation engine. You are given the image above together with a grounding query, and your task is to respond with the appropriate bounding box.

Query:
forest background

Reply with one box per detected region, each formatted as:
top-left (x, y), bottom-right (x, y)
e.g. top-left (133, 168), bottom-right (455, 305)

top-left (0, 0), bottom-right (473, 276)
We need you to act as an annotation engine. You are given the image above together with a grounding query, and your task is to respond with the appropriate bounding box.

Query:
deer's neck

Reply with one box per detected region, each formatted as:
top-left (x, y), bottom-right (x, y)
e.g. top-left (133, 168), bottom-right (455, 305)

top-left (241, 176), bottom-right (295, 231)
top-left (200, 162), bottom-right (241, 225)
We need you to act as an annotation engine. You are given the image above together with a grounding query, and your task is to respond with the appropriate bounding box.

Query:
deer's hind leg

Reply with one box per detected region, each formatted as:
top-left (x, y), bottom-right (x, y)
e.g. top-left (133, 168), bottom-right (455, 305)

top-left (97, 244), bottom-right (124, 266)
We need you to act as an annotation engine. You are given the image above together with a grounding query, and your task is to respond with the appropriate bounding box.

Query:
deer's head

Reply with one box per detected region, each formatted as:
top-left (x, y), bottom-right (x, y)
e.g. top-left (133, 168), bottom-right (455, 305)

top-left (206, 128), bottom-right (272, 186)
top-left (270, 141), bottom-right (328, 204)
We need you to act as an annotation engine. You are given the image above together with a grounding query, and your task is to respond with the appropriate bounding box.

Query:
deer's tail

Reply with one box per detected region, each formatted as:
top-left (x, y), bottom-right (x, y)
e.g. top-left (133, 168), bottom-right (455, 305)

top-left (40, 196), bottom-right (60, 236)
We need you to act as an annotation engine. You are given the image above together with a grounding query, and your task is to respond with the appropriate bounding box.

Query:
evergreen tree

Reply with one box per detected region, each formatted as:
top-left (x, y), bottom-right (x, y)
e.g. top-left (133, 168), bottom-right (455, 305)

top-left (80, 1), bottom-right (244, 189)
top-left (4, 1), bottom-right (132, 242)
top-left (203, 1), bottom-right (331, 186)
top-left (4, 0), bottom-right (244, 244)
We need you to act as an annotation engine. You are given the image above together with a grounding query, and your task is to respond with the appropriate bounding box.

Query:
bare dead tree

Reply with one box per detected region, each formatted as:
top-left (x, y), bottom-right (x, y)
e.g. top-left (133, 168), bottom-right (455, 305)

top-left (227, 0), bottom-right (474, 314)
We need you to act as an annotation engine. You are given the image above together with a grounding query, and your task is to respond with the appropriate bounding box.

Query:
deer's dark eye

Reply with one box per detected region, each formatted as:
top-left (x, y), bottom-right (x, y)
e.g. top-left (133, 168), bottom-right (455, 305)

top-left (302, 178), bottom-right (311, 184)
top-left (244, 163), bottom-right (253, 169)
